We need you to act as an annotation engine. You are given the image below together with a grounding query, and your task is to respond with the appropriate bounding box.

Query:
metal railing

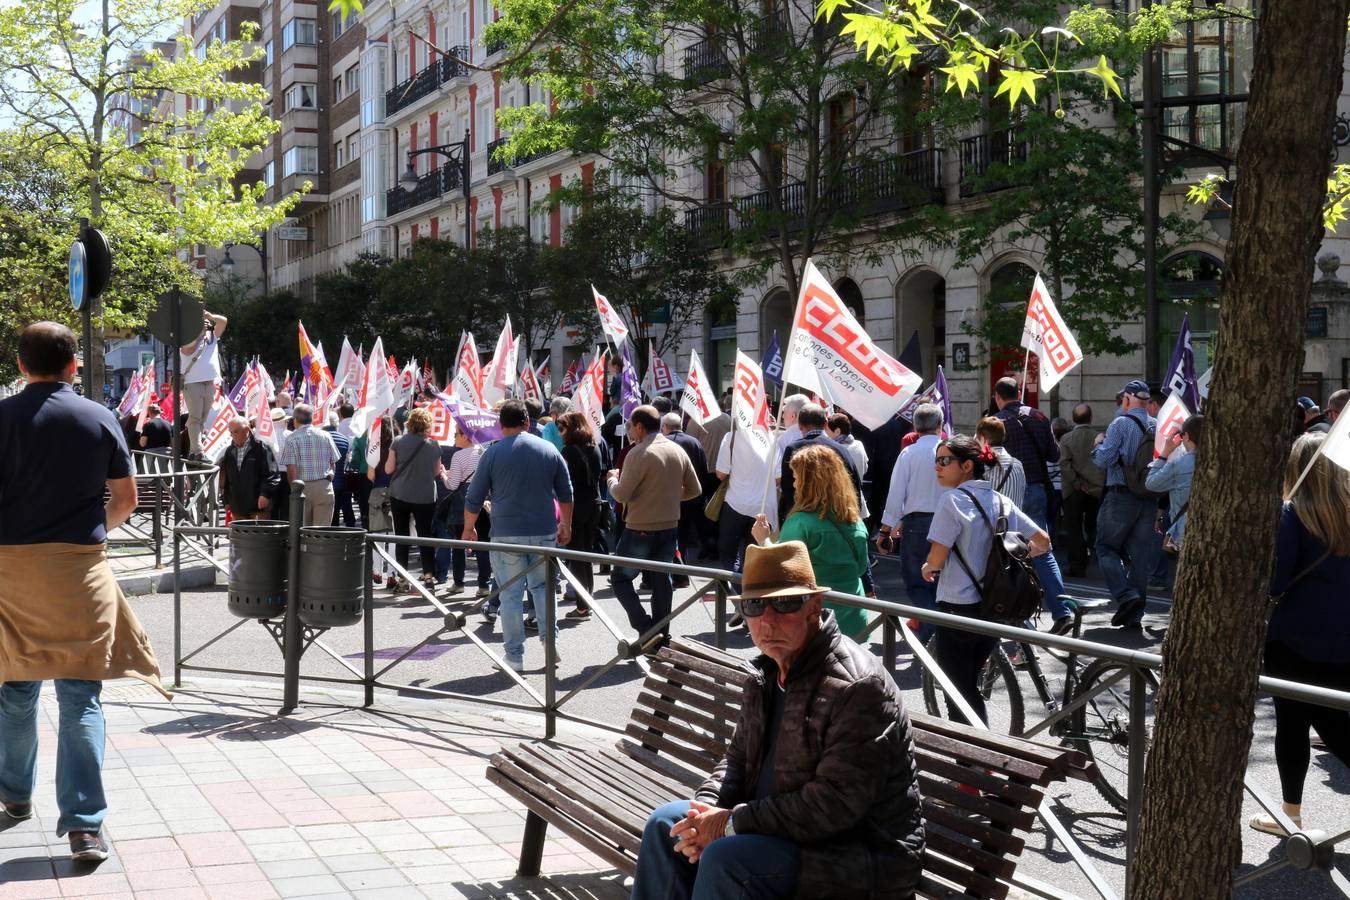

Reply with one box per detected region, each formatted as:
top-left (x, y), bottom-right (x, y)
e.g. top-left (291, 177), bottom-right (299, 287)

top-left (958, 125), bottom-right (1029, 197)
top-left (384, 46), bottom-right (470, 117)
top-left (684, 203), bottom-right (731, 246)
top-left (112, 450), bottom-right (221, 567)
top-left (171, 490), bottom-right (1350, 900)
top-left (386, 160), bottom-right (464, 216)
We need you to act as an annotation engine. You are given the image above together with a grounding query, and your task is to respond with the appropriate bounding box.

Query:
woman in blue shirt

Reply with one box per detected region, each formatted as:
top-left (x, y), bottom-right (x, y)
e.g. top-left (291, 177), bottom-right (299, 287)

top-left (1250, 433), bottom-right (1350, 835)
top-left (1145, 414), bottom-right (1202, 547)
top-left (921, 435), bottom-right (1051, 727)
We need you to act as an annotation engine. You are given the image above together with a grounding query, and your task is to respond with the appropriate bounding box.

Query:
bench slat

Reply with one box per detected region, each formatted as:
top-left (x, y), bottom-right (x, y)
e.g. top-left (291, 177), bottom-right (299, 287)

top-left (920, 798), bottom-right (1030, 851)
top-left (624, 722), bottom-right (724, 773)
top-left (658, 644), bottom-right (755, 684)
top-left (645, 659), bottom-right (747, 705)
top-left (490, 753), bottom-right (644, 852)
top-left (913, 730), bottom-right (1052, 784)
top-left (636, 690), bottom-right (738, 743)
top-left (921, 848), bottom-right (1009, 899)
top-left (668, 637), bottom-right (752, 671)
top-left (914, 749), bottom-right (1042, 808)
top-left (636, 676), bottom-right (744, 724)
top-left (912, 712), bottom-right (1096, 781)
top-left (599, 745), bottom-right (704, 796)
top-left (513, 744), bottom-right (660, 826)
top-left (629, 707), bottom-right (727, 758)
top-left (540, 746), bottom-right (681, 816)
top-left (922, 829), bottom-right (1016, 880)
top-left (613, 740), bottom-right (709, 789)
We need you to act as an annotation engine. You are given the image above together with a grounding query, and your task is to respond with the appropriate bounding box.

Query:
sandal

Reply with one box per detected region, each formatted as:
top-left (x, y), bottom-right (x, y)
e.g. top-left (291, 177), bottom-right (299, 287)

top-left (1249, 814), bottom-right (1301, 836)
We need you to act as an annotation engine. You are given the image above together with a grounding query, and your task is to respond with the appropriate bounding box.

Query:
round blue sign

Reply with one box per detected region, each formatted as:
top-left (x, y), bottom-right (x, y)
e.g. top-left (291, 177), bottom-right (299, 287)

top-left (69, 240), bottom-right (87, 310)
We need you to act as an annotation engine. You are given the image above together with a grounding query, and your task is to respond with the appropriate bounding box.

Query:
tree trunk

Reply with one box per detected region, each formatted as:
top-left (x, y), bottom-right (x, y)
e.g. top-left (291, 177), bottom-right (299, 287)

top-left (1131, 3), bottom-right (1348, 897)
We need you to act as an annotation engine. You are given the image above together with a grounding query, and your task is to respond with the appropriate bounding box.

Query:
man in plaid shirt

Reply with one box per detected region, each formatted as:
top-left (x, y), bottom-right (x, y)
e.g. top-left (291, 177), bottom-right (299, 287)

top-left (279, 404), bottom-right (339, 526)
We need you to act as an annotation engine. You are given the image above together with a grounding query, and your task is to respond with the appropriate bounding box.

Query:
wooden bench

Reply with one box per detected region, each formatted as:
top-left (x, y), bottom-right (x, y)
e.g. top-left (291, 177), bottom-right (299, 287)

top-left (486, 638), bottom-right (1099, 899)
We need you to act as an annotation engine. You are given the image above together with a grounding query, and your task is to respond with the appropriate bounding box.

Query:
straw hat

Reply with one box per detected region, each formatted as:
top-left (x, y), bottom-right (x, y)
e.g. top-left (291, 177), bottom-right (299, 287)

top-left (269, 407), bottom-right (288, 422)
top-left (729, 541), bottom-right (829, 600)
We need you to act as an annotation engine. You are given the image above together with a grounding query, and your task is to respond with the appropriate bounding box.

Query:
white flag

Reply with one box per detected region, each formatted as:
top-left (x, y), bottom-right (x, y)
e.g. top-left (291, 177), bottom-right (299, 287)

top-left (1320, 399), bottom-right (1350, 473)
top-left (782, 260), bottom-right (922, 429)
top-left (251, 363), bottom-right (279, 455)
top-left (592, 285), bottom-right (629, 344)
top-left (481, 318), bottom-right (516, 406)
top-left (200, 398), bottom-right (238, 463)
top-left (680, 349), bottom-right (721, 426)
top-left (351, 337), bottom-right (394, 437)
top-left (453, 332), bottom-right (485, 407)
top-left (519, 359), bottom-right (544, 406)
top-left (643, 340), bottom-right (683, 395)
top-left (574, 352), bottom-right (607, 432)
top-left (731, 351), bottom-right (774, 458)
top-left (1153, 393), bottom-right (1192, 458)
top-left (1020, 274), bottom-right (1084, 393)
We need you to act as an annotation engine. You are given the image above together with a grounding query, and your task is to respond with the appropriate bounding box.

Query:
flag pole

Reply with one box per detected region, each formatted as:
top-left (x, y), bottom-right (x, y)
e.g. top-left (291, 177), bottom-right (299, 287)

top-left (1019, 347), bottom-right (1032, 403)
top-left (1283, 412), bottom-right (1349, 500)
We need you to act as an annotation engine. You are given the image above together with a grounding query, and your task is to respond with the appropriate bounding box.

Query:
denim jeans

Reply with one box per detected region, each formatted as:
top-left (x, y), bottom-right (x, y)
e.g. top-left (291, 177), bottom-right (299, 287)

top-left (432, 517), bottom-right (454, 583)
top-left (489, 534), bottom-right (557, 665)
top-left (899, 513), bottom-right (937, 642)
top-left (0, 680), bottom-right (107, 836)
top-left (630, 801), bottom-right (800, 900)
top-left (612, 528), bottom-right (679, 638)
top-left (1018, 484), bottom-right (1071, 621)
top-left (1095, 490), bottom-right (1155, 621)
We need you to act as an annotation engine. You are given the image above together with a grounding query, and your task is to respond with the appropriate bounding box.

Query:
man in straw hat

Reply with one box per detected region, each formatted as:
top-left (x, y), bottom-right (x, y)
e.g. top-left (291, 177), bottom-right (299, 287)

top-left (630, 541), bottom-right (924, 899)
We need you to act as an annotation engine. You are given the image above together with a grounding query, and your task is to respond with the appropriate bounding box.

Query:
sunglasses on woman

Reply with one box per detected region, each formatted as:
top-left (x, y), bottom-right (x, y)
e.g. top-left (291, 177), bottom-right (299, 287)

top-left (737, 597), bottom-right (807, 618)
top-left (934, 455), bottom-right (958, 467)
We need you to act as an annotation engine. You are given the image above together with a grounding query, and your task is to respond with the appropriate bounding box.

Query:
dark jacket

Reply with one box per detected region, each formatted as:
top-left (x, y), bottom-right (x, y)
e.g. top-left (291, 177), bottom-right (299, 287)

top-left (778, 431), bottom-right (864, 524)
top-left (220, 437), bottom-right (282, 517)
top-left (696, 612), bottom-right (924, 899)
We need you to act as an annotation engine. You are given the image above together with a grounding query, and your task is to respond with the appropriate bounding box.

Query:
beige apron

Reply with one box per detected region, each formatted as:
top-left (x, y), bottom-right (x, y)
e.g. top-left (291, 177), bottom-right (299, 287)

top-left (0, 543), bottom-right (170, 698)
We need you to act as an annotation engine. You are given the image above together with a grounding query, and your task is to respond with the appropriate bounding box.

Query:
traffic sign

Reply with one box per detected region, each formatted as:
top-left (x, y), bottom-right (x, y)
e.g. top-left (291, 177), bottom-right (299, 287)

top-left (69, 240), bottom-right (86, 310)
top-left (146, 291), bottom-right (205, 346)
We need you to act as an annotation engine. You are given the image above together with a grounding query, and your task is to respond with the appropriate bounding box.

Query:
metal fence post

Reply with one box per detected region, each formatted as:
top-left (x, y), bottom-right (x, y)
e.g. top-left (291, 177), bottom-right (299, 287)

top-left (281, 480), bottom-right (305, 715)
top-left (714, 580), bottom-right (728, 651)
top-left (172, 515), bottom-right (182, 687)
top-left (544, 554), bottom-right (557, 740)
top-left (1125, 665), bottom-right (1147, 895)
top-left (363, 537), bottom-right (375, 708)
top-left (152, 474), bottom-right (163, 568)
top-left (882, 615), bottom-right (897, 672)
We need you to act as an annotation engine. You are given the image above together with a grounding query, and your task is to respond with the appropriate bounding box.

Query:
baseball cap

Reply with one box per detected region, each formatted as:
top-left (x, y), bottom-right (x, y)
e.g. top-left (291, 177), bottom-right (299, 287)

top-left (1297, 396), bottom-right (1319, 411)
top-left (1121, 379), bottom-right (1151, 400)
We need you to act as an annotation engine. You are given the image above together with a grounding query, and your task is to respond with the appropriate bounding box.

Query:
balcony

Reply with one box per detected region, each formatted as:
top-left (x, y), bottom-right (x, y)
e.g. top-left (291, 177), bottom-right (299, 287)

top-left (683, 10), bottom-right (790, 85)
top-left (958, 126), bottom-right (1028, 197)
top-left (684, 204), bottom-right (731, 246)
top-left (736, 180), bottom-right (807, 232)
top-left (486, 136), bottom-right (559, 176)
top-left (683, 34), bottom-right (730, 84)
top-left (386, 161), bottom-right (463, 217)
top-left (829, 147), bottom-right (944, 214)
top-left (384, 47), bottom-right (470, 118)
top-left (485, 36), bottom-right (508, 56)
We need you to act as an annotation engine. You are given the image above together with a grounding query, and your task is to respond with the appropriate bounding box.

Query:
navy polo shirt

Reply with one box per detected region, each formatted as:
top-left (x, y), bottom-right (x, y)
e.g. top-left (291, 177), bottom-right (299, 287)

top-left (0, 381), bottom-right (134, 544)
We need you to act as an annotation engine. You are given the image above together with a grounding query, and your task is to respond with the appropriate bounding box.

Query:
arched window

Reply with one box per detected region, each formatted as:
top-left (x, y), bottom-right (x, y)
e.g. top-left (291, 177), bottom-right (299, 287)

top-left (707, 292), bottom-right (739, 393)
top-left (1161, 251), bottom-right (1222, 373)
top-left (760, 287), bottom-right (793, 359)
top-left (986, 261), bottom-right (1038, 406)
top-left (895, 269), bottom-right (945, 380)
top-left (833, 277), bottom-right (865, 325)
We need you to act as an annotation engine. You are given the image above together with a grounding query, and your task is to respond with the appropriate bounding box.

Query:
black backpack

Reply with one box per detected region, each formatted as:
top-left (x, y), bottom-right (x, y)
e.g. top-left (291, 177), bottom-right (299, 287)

top-left (1121, 416), bottom-right (1162, 500)
top-left (951, 487), bottom-right (1044, 624)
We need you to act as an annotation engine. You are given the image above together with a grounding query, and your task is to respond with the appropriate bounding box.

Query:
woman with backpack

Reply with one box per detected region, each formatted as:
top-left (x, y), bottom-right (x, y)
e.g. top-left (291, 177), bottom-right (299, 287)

top-left (921, 435), bottom-right (1052, 727)
top-left (1249, 432), bottom-right (1350, 835)
top-left (557, 411), bottom-right (605, 617)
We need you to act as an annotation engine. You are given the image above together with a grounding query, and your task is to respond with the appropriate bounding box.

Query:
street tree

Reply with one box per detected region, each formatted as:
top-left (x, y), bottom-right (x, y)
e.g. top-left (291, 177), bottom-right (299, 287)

top-left (0, 0), bottom-right (301, 395)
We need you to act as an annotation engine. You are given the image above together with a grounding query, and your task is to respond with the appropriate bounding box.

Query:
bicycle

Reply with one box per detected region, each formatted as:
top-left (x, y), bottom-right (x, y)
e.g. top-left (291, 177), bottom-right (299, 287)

top-left (920, 596), bottom-right (1157, 813)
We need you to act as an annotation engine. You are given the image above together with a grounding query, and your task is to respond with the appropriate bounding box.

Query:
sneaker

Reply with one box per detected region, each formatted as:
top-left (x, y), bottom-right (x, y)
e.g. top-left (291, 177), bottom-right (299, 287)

top-left (524, 616), bottom-right (539, 632)
top-left (672, 576), bottom-right (690, 589)
top-left (69, 832), bottom-right (108, 862)
top-left (446, 582), bottom-right (465, 596)
top-left (566, 607), bottom-right (591, 619)
top-left (2, 800), bottom-right (32, 820)
top-left (481, 609), bottom-right (497, 625)
top-left (1049, 616), bottom-right (1074, 637)
top-left (475, 585), bottom-right (492, 598)
top-left (371, 574), bottom-right (384, 586)
top-left (504, 658), bottom-right (524, 673)
top-left (1111, 597), bottom-right (1146, 628)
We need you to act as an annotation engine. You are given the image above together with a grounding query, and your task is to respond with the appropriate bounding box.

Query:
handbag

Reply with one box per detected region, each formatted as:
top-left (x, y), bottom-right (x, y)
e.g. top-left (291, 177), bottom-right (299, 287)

top-left (704, 427), bottom-right (736, 523)
top-left (368, 486), bottom-right (392, 532)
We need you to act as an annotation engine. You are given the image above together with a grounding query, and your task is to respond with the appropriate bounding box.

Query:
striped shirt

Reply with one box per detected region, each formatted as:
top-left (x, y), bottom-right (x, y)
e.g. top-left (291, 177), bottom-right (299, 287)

top-left (444, 444), bottom-right (484, 491)
top-left (279, 425), bottom-right (339, 482)
top-left (989, 447), bottom-right (1026, 508)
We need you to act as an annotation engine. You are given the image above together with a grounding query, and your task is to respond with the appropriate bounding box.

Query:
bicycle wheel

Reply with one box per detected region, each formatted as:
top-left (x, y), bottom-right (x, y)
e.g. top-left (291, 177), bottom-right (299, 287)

top-left (921, 634), bottom-right (1025, 736)
top-left (1066, 658), bottom-right (1155, 813)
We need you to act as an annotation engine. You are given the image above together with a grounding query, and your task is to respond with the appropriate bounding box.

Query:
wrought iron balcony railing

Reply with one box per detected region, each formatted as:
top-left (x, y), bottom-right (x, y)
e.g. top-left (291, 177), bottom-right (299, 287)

top-left (386, 161), bottom-right (464, 217)
top-left (958, 126), bottom-right (1028, 197)
top-left (385, 47), bottom-right (471, 117)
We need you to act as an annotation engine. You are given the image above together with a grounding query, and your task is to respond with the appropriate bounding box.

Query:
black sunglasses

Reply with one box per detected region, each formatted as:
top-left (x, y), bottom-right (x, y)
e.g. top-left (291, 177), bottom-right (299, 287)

top-left (738, 597), bottom-right (807, 618)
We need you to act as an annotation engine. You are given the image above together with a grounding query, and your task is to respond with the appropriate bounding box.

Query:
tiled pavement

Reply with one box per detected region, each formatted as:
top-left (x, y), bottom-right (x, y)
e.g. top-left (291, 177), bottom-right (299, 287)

top-left (0, 681), bottom-right (630, 899)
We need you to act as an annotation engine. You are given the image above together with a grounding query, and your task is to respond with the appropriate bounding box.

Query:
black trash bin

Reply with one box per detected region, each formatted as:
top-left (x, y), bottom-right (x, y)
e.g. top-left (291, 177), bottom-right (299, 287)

top-left (227, 520), bottom-right (289, 619)
top-left (298, 526), bottom-right (366, 627)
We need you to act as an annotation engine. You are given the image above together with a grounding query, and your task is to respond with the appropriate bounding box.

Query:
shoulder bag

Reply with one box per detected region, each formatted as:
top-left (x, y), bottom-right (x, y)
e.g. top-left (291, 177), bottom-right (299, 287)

top-left (704, 427), bottom-right (736, 523)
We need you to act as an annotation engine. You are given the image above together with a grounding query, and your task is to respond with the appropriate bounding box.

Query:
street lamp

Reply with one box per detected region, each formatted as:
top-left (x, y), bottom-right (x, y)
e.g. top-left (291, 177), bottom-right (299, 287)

top-left (399, 129), bottom-right (472, 247)
top-left (221, 239), bottom-right (269, 296)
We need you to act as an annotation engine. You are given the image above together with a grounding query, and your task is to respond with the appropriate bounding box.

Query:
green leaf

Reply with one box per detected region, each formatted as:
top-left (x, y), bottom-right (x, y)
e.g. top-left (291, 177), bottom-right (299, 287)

top-left (940, 62), bottom-right (981, 97)
top-left (994, 68), bottom-right (1045, 107)
top-left (1085, 54), bottom-right (1123, 100)
top-left (815, 0), bottom-right (850, 24)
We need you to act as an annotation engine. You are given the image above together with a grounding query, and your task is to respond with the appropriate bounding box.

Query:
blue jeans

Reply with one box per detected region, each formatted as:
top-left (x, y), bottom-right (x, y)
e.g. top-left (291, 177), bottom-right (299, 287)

top-left (1019, 484), bottom-right (1070, 621)
top-left (612, 528), bottom-right (678, 638)
top-left (432, 517), bottom-right (454, 583)
top-left (489, 534), bottom-right (557, 665)
top-left (899, 513), bottom-right (937, 643)
top-left (0, 680), bottom-right (107, 836)
top-left (1095, 490), bottom-right (1155, 621)
top-left (631, 801), bottom-right (800, 900)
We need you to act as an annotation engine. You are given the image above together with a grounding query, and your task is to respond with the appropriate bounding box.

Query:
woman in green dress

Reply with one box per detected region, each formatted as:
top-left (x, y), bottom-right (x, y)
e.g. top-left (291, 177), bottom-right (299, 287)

top-left (752, 444), bottom-right (871, 639)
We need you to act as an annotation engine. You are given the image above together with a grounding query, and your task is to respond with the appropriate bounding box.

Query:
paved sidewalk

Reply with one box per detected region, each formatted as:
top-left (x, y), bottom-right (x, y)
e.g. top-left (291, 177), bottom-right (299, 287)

top-left (0, 680), bottom-right (628, 899)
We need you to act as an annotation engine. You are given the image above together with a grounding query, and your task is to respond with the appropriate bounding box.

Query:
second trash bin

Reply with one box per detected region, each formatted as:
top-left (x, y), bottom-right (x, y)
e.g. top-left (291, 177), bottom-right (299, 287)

top-left (227, 520), bottom-right (289, 619)
top-left (297, 526), bottom-right (366, 627)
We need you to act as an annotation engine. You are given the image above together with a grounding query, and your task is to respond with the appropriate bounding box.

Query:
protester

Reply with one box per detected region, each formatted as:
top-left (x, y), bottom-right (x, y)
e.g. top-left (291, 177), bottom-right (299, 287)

top-left (1058, 404), bottom-right (1104, 577)
top-left (325, 414), bottom-right (355, 527)
top-left (137, 404), bottom-right (172, 451)
top-left (775, 393), bottom-right (809, 453)
top-left (777, 404), bottom-right (863, 524)
top-left (922, 435), bottom-right (1052, 725)
top-left (877, 403), bottom-right (944, 641)
top-left (1047, 416), bottom-right (1071, 531)
top-left (541, 397), bottom-right (571, 450)
top-left (220, 416), bottom-right (281, 520)
top-left (607, 405), bottom-right (702, 648)
top-left (825, 412), bottom-right (870, 516)
top-left (687, 394), bottom-right (732, 560)
top-left (438, 428), bottom-right (490, 596)
top-left (1092, 379), bottom-right (1158, 628)
top-left (178, 311), bottom-right (228, 452)
top-left (558, 411), bottom-right (605, 616)
top-left (430, 430), bottom-right (460, 587)
top-left (751, 445), bottom-right (870, 639)
top-left (279, 404), bottom-right (340, 527)
top-left (1327, 389), bottom-right (1348, 425)
top-left (463, 399), bottom-right (574, 672)
top-left (630, 541), bottom-right (924, 900)
top-left (1298, 397), bottom-right (1329, 434)
top-left (365, 420), bottom-right (396, 585)
top-left (1145, 414), bottom-right (1203, 552)
top-left (0, 321), bottom-right (166, 862)
top-left (715, 417), bottom-right (773, 575)
top-left (861, 411), bottom-right (913, 531)
top-left (661, 412), bottom-right (710, 572)
top-left (1249, 433), bottom-right (1350, 835)
top-left (385, 407), bottom-right (445, 592)
top-left (976, 416), bottom-right (1026, 506)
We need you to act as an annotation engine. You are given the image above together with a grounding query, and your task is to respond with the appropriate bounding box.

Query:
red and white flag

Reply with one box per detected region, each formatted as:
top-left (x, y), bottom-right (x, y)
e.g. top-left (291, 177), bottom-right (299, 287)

top-left (1154, 393), bottom-right (1192, 458)
top-left (1020, 274), bottom-right (1084, 393)
top-left (573, 351), bottom-right (607, 432)
top-left (251, 362), bottom-right (280, 455)
top-left (519, 359), bottom-right (544, 406)
top-left (481, 318), bottom-right (516, 406)
top-left (352, 338), bottom-right (395, 437)
top-left (782, 259), bottom-right (922, 429)
top-left (643, 340), bottom-right (683, 395)
top-left (329, 337), bottom-right (361, 403)
top-left (200, 397), bottom-right (238, 463)
top-left (133, 360), bottom-right (156, 432)
top-left (592, 285), bottom-right (629, 344)
top-left (731, 351), bottom-right (774, 458)
top-left (559, 358), bottom-right (580, 395)
top-left (680, 349), bottom-right (721, 426)
top-left (397, 358), bottom-right (418, 406)
top-left (535, 358), bottom-right (551, 397)
top-left (452, 332), bottom-right (485, 407)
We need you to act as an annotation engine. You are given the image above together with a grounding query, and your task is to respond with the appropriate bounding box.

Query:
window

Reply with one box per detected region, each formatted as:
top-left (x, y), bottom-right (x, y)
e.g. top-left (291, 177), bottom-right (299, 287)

top-left (344, 65), bottom-right (359, 96)
top-left (195, 41), bottom-right (208, 61)
top-left (283, 83), bottom-right (316, 111)
top-left (827, 93), bottom-right (857, 166)
top-left (477, 102), bottom-right (493, 147)
top-left (331, 9), bottom-right (345, 39)
top-left (263, 39), bottom-right (273, 66)
top-left (333, 75), bottom-right (343, 101)
top-left (1149, 0), bottom-right (1253, 156)
top-left (282, 18), bottom-right (316, 50)
top-left (347, 135), bottom-right (359, 161)
top-left (334, 140), bottom-right (344, 168)
top-left (263, 160), bottom-right (274, 187)
top-left (283, 145), bottom-right (319, 176)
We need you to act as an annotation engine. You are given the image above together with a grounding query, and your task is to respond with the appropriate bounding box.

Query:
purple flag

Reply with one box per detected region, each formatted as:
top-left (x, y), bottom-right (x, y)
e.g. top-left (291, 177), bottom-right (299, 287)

top-left (761, 330), bottom-right (784, 388)
top-left (1162, 313), bottom-right (1201, 411)
top-left (435, 393), bottom-right (503, 446)
top-left (897, 365), bottom-right (952, 438)
top-left (621, 342), bottom-right (642, 419)
top-left (227, 362), bottom-right (253, 410)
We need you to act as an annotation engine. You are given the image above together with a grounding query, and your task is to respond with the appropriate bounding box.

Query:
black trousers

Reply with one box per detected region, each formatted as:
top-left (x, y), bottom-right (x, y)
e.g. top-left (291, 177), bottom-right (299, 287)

top-left (1264, 641), bottom-right (1350, 805)
top-left (390, 497), bottom-right (436, 576)
top-left (934, 602), bottom-right (1000, 728)
top-left (717, 506), bottom-right (756, 575)
top-left (1059, 490), bottom-right (1101, 575)
top-left (564, 509), bottom-right (600, 609)
top-left (332, 486), bottom-right (357, 527)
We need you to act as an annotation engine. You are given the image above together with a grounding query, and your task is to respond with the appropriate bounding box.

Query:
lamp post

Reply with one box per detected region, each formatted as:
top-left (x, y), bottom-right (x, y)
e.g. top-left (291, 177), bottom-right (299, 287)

top-left (399, 129), bottom-right (472, 247)
top-left (221, 239), bottom-right (269, 296)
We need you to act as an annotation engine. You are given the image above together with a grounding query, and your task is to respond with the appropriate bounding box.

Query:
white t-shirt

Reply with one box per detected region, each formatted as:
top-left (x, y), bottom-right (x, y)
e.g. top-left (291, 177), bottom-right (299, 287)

top-left (180, 331), bottom-right (221, 385)
top-left (716, 430), bottom-right (775, 525)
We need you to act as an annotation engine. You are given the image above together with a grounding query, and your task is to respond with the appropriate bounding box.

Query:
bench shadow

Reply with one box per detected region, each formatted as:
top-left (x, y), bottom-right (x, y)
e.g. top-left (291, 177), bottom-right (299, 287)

top-left (451, 871), bottom-right (629, 899)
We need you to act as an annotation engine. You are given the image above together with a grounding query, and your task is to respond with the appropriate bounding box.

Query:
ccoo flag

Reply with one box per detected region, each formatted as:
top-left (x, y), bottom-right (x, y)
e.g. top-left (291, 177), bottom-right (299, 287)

top-left (680, 349), bottom-right (721, 426)
top-left (731, 351), bottom-right (774, 458)
top-left (1020, 274), bottom-right (1084, 393)
top-left (760, 330), bottom-right (784, 389)
top-left (592, 285), bottom-right (630, 344)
